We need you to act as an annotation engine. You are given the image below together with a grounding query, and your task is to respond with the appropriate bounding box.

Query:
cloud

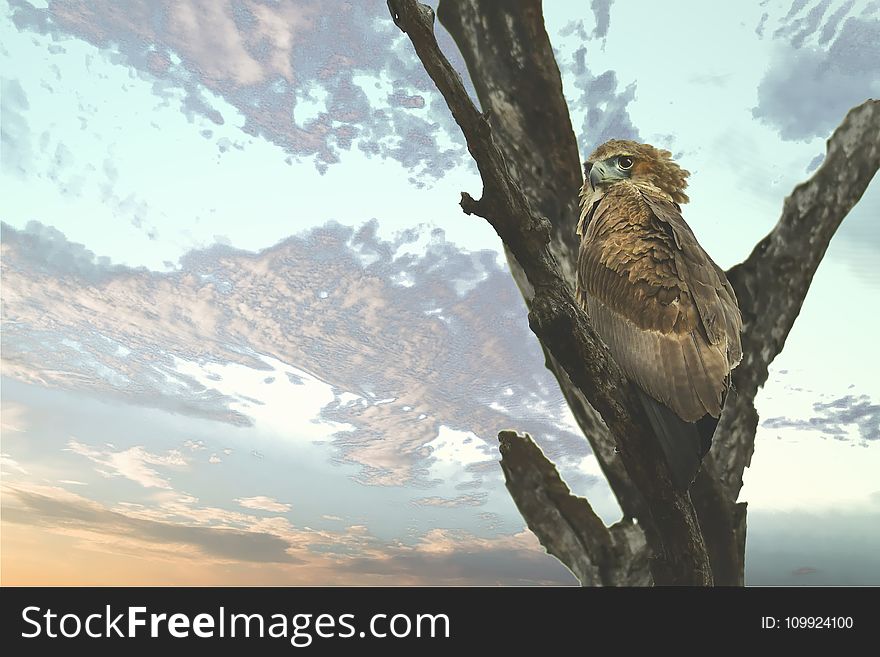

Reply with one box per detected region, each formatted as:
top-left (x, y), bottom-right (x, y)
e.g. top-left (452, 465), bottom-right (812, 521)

top-left (590, 0), bottom-right (614, 39)
top-left (805, 152), bottom-right (824, 173)
top-left (339, 528), bottom-right (575, 586)
top-left (8, 0), bottom-right (469, 179)
top-left (2, 220), bottom-right (588, 488)
top-left (756, 11), bottom-right (770, 37)
top-left (557, 21), bottom-right (640, 158)
top-left (2, 484), bottom-right (298, 563)
top-left (0, 77), bottom-right (32, 177)
top-left (1, 453), bottom-right (28, 475)
top-left (411, 493), bottom-right (487, 508)
top-left (0, 400), bottom-right (29, 434)
top-left (818, 0), bottom-right (856, 45)
top-left (167, 0), bottom-right (266, 86)
top-left (762, 394), bottom-right (879, 442)
top-left (1, 221), bottom-right (132, 282)
top-left (753, 13), bottom-right (879, 140)
top-left (1, 483), bottom-right (573, 584)
top-left (66, 440), bottom-right (188, 488)
top-left (1, 224), bottom-right (255, 427)
top-left (773, 0), bottom-right (834, 48)
top-left (235, 496), bottom-right (292, 513)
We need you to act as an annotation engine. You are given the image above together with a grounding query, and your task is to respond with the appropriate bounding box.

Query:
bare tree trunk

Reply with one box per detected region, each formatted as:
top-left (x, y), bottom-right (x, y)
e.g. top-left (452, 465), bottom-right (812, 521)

top-left (389, 0), bottom-right (880, 585)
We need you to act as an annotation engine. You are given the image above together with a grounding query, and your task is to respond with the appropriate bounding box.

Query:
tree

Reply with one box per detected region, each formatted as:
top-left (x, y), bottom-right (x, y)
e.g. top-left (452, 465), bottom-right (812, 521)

top-left (387, 0), bottom-right (879, 585)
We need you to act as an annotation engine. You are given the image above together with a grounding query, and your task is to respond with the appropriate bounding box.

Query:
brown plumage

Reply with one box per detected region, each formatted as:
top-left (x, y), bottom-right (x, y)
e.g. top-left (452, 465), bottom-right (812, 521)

top-left (577, 140), bottom-right (742, 486)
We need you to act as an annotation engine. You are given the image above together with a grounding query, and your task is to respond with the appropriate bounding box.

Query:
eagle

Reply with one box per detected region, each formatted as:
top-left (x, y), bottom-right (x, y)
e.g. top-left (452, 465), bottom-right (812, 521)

top-left (576, 140), bottom-right (743, 490)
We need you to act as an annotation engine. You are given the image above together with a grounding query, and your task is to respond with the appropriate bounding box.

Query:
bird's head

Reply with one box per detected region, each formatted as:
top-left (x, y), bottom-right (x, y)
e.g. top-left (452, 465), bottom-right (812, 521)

top-left (584, 140), bottom-right (690, 204)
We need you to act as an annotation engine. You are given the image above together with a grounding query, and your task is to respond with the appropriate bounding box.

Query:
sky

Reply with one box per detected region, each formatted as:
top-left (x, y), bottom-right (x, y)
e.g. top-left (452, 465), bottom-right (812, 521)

top-left (1, 0), bottom-right (878, 586)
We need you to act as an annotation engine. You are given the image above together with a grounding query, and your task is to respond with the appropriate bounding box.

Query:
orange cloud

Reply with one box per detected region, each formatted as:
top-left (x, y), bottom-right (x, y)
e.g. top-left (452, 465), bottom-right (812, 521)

top-left (1, 483), bottom-right (573, 585)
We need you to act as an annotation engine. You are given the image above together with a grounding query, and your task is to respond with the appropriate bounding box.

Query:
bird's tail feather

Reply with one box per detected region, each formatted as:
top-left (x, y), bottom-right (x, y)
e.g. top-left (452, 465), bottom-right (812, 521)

top-left (635, 388), bottom-right (716, 490)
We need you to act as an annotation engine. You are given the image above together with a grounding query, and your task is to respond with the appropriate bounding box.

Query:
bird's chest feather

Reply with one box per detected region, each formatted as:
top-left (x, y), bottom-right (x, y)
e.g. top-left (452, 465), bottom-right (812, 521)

top-left (586, 197), bottom-right (678, 282)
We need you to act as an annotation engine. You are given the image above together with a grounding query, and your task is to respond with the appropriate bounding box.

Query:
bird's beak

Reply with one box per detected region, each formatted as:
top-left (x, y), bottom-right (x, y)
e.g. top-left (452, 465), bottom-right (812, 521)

top-left (589, 160), bottom-right (613, 190)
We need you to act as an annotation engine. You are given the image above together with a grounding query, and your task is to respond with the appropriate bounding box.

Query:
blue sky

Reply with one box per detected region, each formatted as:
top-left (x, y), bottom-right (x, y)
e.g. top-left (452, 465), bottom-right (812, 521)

top-left (1, 0), bottom-right (878, 585)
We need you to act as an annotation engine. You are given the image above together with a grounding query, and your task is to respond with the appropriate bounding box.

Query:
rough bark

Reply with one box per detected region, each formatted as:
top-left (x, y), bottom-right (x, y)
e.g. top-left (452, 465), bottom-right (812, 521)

top-left (437, 0), bottom-right (583, 284)
top-left (390, 0), bottom-right (879, 585)
top-left (388, 0), bottom-right (712, 586)
top-left (498, 431), bottom-right (650, 586)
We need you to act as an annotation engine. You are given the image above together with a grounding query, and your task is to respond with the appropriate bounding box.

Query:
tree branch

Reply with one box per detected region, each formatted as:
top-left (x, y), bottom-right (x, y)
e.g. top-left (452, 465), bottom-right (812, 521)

top-left (498, 431), bottom-right (650, 586)
top-left (719, 99), bottom-right (880, 500)
top-left (388, 0), bottom-right (712, 585)
top-left (437, 0), bottom-right (583, 284)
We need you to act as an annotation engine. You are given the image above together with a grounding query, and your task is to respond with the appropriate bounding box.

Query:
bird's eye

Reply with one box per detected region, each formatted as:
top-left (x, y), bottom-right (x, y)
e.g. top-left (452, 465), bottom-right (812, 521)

top-left (618, 156), bottom-right (634, 170)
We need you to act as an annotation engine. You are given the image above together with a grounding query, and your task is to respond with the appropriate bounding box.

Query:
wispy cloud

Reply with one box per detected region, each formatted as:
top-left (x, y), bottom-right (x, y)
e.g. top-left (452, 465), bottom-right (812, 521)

top-left (1, 453), bottom-right (28, 475)
top-left (753, 4), bottom-right (878, 140)
top-left (411, 493), bottom-right (487, 508)
top-left (762, 394), bottom-right (879, 442)
top-left (2, 484), bottom-right (298, 564)
top-left (66, 439), bottom-right (188, 489)
top-left (557, 19), bottom-right (641, 157)
top-left (0, 400), bottom-right (29, 434)
top-left (235, 496), bottom-right (292, 514)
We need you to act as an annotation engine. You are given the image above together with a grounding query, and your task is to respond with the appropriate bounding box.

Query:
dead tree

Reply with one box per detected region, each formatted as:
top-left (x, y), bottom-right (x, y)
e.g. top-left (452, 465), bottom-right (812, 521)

top-left (388, 0), bottom-right (879, 585)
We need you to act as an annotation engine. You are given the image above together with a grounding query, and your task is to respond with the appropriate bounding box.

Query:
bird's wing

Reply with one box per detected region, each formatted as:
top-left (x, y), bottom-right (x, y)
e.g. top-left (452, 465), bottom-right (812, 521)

top-left (577, 184), bottom-right (742, 421)
top-left (638, 189), bottom-right (743, 367)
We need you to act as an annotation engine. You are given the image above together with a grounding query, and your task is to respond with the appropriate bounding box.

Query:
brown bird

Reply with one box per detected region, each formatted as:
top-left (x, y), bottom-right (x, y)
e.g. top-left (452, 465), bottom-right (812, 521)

top-left (577, 140), bottom-right (742, 489)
